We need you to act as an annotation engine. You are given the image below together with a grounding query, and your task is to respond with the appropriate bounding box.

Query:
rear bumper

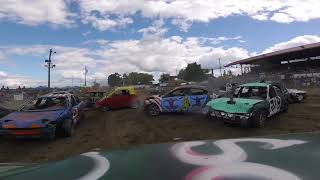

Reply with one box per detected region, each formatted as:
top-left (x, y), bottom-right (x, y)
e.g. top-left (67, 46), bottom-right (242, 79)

top-left (0, 127), bottom-right (55, 138)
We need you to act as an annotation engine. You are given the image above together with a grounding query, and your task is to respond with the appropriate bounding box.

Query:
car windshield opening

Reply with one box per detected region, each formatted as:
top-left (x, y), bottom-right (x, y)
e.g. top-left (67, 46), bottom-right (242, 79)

top-left (22, 97), bottom-right (67, 111)
top-left (237, 86), bottom-right (268, 100)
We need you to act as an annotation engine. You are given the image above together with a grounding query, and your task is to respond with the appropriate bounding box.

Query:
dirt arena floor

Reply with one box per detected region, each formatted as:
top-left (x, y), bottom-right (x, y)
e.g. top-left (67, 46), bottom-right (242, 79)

top-left (0, 88), bottom-right (319, 163)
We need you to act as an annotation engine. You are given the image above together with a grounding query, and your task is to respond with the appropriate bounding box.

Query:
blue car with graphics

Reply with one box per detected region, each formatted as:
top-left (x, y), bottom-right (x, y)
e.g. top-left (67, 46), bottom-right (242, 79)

top-left (0, 91), bottom-right (85, 139)
top-left (144, 85), bottom-right (212, 116)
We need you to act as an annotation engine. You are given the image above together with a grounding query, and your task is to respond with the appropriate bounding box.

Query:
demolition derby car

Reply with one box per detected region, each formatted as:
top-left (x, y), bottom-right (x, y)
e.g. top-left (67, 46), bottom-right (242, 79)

top-left (144, 85), bottom-right (212, 116)
top-left (0, 92), bottom-right (85, 138)
top-left (96, 86), bottom-right (140, 111)
top-left (287, 88), bottom-right (307, 103)
top-left (206, 82), bottom-right (289, 128)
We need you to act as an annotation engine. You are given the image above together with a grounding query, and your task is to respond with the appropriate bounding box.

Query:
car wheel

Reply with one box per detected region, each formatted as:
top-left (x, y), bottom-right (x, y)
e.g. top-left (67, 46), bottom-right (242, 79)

top-left (147, 104), bottom-right (160, 116)
top-left (252, 111), bottom-right (267, 128)
top-left (62, 119), bottom-right (74, 137)
top-left (72, 110), bottom-right (80, 122)
top-left (102, 106), bottom-right (110, 112)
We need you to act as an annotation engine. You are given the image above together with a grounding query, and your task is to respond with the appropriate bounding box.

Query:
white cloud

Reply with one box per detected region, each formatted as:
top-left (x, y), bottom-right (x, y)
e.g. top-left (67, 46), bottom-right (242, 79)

top-left (0, 35), bottom-right (249, 87)
top-left (0, 0), bottom-right (74, 26)
top-left (1, 1), bottom-right (320, 31)
top-left (3, 34), bottom-right (319, 87)
top-left (0, 71), bottom-right (45, 88)
top-left (270, 13), bottom-right (294, 23)
top-left (198, 36), bottom-right (243, 45)
top-left (138, 19), bottom-right (167, 39)
top-left (78, 0), bottom-right (320, 31)
top-left (81, 15), bottom-right (133, 31)
top-left (262, 35), bottom-right (320, 54)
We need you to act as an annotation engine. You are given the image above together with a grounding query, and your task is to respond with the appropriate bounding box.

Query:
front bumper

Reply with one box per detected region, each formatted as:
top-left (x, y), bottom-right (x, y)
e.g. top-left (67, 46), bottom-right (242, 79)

top-left (208, 109), bottom-right (251, 124)
top-left (0, 126), bottom-right (56, 138)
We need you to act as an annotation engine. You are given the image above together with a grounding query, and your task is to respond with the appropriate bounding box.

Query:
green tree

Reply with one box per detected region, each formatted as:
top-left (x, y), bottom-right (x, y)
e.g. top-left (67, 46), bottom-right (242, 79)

top-left (92, 81), bottom-right (100, 89)
top-left (178, 69), bottom-right (185, 80)
top-left (108, 73), bottom-right (123, 87)
top-left (178, 62), bottom-right (209, 82)
top-left (122, 73), bottom-right (128, 86)
top-left (223, 70), bottom-right (227, 77)
top-left (159, 73), bottom-right (170, 83)
top-left (125, 72), bottom-right (154, 85)
top-left (227, 70), bottom-right (233, 76)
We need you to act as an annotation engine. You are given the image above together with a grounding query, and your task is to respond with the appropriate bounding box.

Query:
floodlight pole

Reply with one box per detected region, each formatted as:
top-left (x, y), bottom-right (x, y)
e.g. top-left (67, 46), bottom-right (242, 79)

top-left (219, 58), bottom-right (222, 77)
top-left (45, 49), bottom-right (56, 89)
top-left (84, 66), bottom-right (88, 87)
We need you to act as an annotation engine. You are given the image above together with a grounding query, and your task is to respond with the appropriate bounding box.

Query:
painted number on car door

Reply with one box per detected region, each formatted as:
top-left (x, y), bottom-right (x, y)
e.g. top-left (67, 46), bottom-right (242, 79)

top-left (162, 89), bottom-right (186, 112)
top-left (269, 86), bottom-right (281, 116)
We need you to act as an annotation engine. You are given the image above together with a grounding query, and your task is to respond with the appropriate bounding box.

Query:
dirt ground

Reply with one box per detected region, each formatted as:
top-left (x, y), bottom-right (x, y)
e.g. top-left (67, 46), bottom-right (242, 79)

top-left (0, 89), bottom-right (320, 163)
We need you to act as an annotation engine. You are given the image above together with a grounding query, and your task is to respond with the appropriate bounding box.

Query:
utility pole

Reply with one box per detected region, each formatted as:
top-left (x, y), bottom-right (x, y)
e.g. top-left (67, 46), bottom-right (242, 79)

top-left (84, 66), bottom-right (88, 87)
top-left (72, 75), bottom-right (74, 87)
top-left (218, 58), bottom-right (222, 77)
top-left (45, 49), bottom-right (56, 88)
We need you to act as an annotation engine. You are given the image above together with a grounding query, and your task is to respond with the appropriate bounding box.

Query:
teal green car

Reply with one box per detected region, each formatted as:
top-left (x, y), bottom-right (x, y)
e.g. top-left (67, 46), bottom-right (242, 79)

top-left (206, 82), bottom-right (289, 128)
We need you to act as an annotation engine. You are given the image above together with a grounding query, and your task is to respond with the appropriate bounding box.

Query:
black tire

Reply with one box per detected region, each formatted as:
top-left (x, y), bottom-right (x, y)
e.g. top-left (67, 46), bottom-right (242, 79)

top-left (252, 110), bottom-right (267, 128)
top-left (72, 110), bottom-right (81, 123)
top-left (146, 104), bottom-right (160, 116)
top-left (62, 119), bottom-right (75, 137)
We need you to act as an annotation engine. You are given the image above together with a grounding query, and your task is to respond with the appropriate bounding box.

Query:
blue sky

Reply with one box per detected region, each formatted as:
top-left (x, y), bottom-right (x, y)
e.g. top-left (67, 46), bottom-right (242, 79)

top-left (0, 0), bottom-right (320, 87)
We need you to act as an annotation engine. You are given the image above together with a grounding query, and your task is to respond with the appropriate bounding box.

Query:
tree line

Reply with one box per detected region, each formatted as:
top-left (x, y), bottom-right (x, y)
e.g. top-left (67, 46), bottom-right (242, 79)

top-left (159, 62), bottom-right (211, 83)
top-left (108, 72), bottom-right (154, 87)
top-left (108, 62), bottom-right (234, 87)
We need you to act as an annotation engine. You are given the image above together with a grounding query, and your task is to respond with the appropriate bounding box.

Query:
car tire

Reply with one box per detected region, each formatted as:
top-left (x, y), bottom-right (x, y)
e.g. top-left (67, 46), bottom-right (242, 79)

top-left (62, 118), bottom-right (75, 137)
top-left (147, 104), bottom-right (160, 116)
top-left (252, 110), bottom-right (267, 128)
top-left (72, 110), bottom-right (81, 122)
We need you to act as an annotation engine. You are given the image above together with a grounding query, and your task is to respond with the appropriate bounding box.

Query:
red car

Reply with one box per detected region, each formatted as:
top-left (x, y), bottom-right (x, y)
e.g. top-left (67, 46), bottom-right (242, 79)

top-left (96, 86), bottom-right (140, 111)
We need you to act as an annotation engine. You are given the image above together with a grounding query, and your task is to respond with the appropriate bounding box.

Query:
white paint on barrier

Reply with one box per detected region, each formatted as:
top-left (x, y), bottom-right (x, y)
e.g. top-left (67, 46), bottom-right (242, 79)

top-left (186, 163), bottom-right (300, 180)
top-left (171, 138), bottom-right (306, 180)
top-left (78, 152), bottom-right (110, 180)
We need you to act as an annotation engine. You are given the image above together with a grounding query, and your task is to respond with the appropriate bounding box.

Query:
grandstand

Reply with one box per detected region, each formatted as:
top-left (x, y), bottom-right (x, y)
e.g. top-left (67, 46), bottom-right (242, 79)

top-left (225, 42), bottom-right (320, 77)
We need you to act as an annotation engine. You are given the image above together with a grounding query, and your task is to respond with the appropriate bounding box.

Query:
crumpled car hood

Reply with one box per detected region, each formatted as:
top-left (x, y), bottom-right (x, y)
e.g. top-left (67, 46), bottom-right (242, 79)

top-left (0, 110), bottom-right (64, 128)
top-left (207, 97), bottom-right (263, 114)
top-left (287, 89), bottom-right (306, 94)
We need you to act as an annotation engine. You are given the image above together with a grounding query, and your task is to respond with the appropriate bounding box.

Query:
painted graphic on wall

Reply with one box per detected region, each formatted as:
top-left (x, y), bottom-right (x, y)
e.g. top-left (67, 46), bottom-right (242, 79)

top-left (2, 133), bottom-right (319, 180)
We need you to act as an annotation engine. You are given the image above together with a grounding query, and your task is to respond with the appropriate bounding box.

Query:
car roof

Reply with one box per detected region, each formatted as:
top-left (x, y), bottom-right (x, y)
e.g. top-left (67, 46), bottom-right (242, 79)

top-left (40, 91), bottom-right (72, 98)
top-left (112, 86), bottom-right (136, 95)
top-left (115, 86), bottom-right (135, 91)
top-left (240, 82), bottom-right (270, 87)
top-left (173, 85), bottom-right (208, 91)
